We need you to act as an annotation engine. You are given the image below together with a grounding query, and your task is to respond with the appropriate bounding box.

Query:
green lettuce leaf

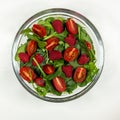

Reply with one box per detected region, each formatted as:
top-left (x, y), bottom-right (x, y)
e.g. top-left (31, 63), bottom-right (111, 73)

top-left (15, 43), bottom-right (26, 61)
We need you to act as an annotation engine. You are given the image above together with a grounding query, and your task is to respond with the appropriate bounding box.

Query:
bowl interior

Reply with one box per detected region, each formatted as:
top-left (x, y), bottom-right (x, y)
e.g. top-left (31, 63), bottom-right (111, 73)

top-left (12, 8), bottom-right (104, 102)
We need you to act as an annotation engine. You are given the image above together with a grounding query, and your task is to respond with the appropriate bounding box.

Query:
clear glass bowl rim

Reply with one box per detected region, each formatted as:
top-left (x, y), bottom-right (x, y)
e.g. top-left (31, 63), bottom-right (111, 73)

top-left (12, 8), bottom-right (105, 102)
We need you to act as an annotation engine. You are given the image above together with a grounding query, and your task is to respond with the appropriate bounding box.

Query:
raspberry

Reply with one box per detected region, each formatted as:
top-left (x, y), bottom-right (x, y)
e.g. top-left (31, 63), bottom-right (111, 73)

top-left (78, 54), bottom-right (89, 65)
top-left (62, 65), bottom-right (73, 78)
top-left (49, 50), bottom-right (62, 60)
top-left (19, 52), bottom-right (30, 63)
top-left (65, 34), bottom-right (76, 46)
top-left (32, 54), bottom-right (44, 66)
top-left (52, 20), bottom-right (64, 33)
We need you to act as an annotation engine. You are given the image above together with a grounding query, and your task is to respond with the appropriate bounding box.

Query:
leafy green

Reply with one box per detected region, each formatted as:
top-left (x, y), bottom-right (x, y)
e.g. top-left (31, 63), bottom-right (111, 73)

top-left (69, 59), bottom-right (79, 68)
top-left (20, 27), bottom-right (46, 49)
top-left (64, 43), bottom-right (69, 49)
top-left (66, 79), bottom-right (77, 93)
top-left (36, 48), bottom-right (46, 56)
top-left (38, 18), bottom-right (54, 35)
top-left (32, 57), bottom-right (46, 77)
top-left (21, 28), bottom-right (32, 36)
top-left (43, 29), bottom-right (68, 40)
top-left (46, 67), bottom-right (62, 80)
top-left (53, 59), bottom-right (64, 67)
top-left (54, 44), bottom-right (64, 52)
top-left (27, 34), bottom-right (46, 49)
top-left (20, 61), bottom-right (32, 68)
top-left (35, 85), bottom-right (47, 96)
top-left (55, 17), bottom-right (66, 23)
top-left (75, 41), bottom-right (81, 51)
top-left (78, 25), bottom-right (92, 43)
top-left (45, 81), bottom-right (61, 96)
top-left (15, 43), bottom-right (26, 61)
top-left (45, 17), bottom-right (54, 23)
top-left (80, 41), bottom-right (96, 61)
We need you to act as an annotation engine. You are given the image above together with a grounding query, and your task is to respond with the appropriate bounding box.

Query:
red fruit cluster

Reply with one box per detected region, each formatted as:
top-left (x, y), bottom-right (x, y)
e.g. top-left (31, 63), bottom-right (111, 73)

top-left (52, 20), bottom-right (64, 33)
top-left (62, 65), bottom-right (73, 78)
top-left (19, 52), bottom-right (30, 63)
top-left (32, 54), bottom-right (44, 66)
top-left (19, 18), bottom-right (91, 94)
top-left (49, 50), bottom-right (62, 60)
top-left (78, 54), bottom-right (89, 65)
top-left (65, 34), bottom-right (76, 46)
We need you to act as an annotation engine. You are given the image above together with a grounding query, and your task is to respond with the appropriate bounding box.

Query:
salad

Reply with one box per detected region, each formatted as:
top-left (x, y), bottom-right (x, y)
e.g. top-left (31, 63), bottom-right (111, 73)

top-left (15, 16), bottom-right (99, 96)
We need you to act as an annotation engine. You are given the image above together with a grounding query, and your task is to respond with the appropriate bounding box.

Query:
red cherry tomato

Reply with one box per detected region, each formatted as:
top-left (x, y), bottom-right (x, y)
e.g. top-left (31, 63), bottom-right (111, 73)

top-left (73, 67), bottom-right (86, 83)
top-left (32, 24), bottom-right (46, 37)
top-left (85, 41), bottom-right (92, 50)
top-left (20, 66), bottom-right (36, 82)
top-left (34, 77), bottom-right (45, 87)
top-left (26, 40), bottom-right (37, 56)
top-left (42, 64), bottom-right (55, 75)
top-left (53, 77), bottom-right (66, 92)
top-left (66, 18), bottom-right (78, 35)
top-left (64, 47), bottom-right (79, 62)
top-left (46, 37), bottom-right (59, 51)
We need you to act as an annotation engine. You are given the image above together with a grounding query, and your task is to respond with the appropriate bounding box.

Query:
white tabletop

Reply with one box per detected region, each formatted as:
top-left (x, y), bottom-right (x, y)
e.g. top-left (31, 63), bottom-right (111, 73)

top-left (0, 0), bottom-right (120, 120)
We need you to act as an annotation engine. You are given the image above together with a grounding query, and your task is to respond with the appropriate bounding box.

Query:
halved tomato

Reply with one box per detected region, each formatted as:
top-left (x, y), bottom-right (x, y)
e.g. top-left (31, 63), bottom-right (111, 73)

top-left (32, 24), bottom-right (46, 37)
top-left (73, 67), bottom-right (86, 83)
top-left (53, 76), bottom-right (66, 92)
top-left (26, 40), bottom-right (37, 56)
top-left (20, 66), bottom-right (36, 82)
top-left (64, 47), bottom-right (79, 62)
top-left (46, 37), bottom-right (59, 51)
top-left (85, 41), bottom-right (92, 50)
top-left (42, 64), bottom-right (55, 75)
top-left (66, 18), bottom-right (78, 35)
top-left (34, 77), bottom-right (45, 87)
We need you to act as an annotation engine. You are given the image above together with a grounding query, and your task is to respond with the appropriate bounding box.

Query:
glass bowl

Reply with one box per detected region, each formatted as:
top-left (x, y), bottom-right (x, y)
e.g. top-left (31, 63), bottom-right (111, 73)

top-left (12, 8), bottom-right (104, 102)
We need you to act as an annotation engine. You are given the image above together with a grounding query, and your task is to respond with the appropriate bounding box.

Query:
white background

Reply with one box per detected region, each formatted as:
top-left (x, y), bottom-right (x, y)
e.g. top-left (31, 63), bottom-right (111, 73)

top-left (0, 0), bottom-right (120, 120)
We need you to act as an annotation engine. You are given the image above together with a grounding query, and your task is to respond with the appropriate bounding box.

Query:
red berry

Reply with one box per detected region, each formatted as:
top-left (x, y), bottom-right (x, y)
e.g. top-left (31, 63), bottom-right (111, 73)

top-left (34, 77), bottom-right (45, 87)
top-left (19, 52), bottom-right (30, 63)
top-left (62, 65), bottom-right (73, 78)
top-left (65, 34), bottom-right (76, 46)
top-left (78, 54), bottom-right (89, 65)
top-left (32, 54), bottom-right (44, 66)
top-left (52, 20), bottom-right (64, 33)
top-left (49, 50), bottom-right (62, 60)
